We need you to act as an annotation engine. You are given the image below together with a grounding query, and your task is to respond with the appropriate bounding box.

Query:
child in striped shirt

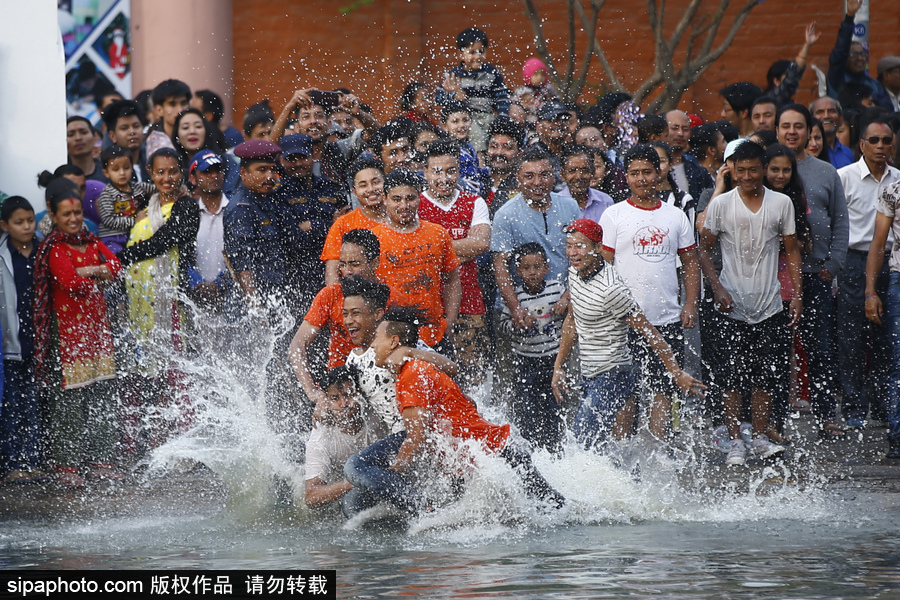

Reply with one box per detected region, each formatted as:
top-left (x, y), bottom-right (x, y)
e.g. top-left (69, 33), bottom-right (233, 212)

top-left (499, 242), bottom-right (567, 452)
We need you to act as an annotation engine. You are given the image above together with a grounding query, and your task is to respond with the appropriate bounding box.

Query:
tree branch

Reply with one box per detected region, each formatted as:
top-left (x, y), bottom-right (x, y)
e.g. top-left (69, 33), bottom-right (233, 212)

top-left (565, 0), bottom-right (577, 99)
top-left (573, 0), bottom-right (624, 91)
top-left (572, 0), bottom-right (601, 97)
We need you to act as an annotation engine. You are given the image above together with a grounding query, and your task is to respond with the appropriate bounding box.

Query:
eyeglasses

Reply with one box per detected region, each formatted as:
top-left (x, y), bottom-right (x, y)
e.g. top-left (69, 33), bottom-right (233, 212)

top-left (848, 51), bottom-right (868, 58)
top-left (865, 136), bottom-right (894, 145)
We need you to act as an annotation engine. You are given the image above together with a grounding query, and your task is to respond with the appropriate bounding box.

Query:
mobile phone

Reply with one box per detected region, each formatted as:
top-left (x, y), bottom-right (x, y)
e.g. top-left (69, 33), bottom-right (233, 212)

top-left (308, 89), bottom-right (340, 110)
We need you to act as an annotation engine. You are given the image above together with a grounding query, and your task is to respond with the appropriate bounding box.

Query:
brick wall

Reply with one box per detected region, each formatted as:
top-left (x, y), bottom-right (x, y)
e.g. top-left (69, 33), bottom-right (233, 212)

top-left (232, 0), bottom-right (900, 126)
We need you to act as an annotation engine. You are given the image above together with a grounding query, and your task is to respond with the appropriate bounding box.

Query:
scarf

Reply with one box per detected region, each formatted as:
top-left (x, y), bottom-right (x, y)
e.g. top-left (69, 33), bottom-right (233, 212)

top-left (33, 227), bottom-right (102, 387)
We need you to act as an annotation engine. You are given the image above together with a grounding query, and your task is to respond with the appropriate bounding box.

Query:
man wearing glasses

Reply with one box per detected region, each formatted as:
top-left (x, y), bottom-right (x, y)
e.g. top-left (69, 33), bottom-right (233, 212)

top-left (838, 119), bottom-right (900, 429)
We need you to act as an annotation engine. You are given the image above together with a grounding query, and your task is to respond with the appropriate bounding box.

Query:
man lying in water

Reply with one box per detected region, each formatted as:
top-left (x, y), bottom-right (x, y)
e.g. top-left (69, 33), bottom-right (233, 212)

top-left (304, 366), bottom-right (378, 509)
top-left (342, 306), bottom-right (566, 517)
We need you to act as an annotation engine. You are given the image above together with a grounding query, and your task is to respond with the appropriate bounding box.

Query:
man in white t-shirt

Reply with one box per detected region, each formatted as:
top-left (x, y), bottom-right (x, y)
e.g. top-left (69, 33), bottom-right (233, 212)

top-left (699, 140), bottom-right (802, 466)
top-left (551, 219), bottom-right (705, 449)
top-left (304, 366), bottom-right (378, 510)
top-left (599, 144), bottom-right (700, 441)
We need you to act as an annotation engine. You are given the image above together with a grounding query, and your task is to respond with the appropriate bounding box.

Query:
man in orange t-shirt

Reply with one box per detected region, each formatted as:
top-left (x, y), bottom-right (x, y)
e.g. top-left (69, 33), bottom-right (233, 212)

top-left (373, 169), bottom-right (461, 351)
top-left (289, 228), bottom-right (389, 404)
top-left (341, 307), bottom-right (565, 517)
top-left (321, 157), bottom-right (388, 285)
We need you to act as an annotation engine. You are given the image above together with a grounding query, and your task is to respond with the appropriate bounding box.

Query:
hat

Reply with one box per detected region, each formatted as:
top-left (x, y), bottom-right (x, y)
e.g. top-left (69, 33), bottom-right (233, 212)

top-left (522, 57), bottom-right (548, 86)
top-left (280, 133), bottom-right (314, 156)
top-left (233, 139), bottom-right (281, 161)
top-left (564, 219), bottom-right (603, 243)
top-left (877, 55), bottom-right (900, 77)
top-left (687, 113), bottom-right (704, 129)
top-left (536, 101), bottom-right (570, 122)
top-left (189, 150), bottom-right (222, 173)
top-left (723, 138), bottom-right (746, 161)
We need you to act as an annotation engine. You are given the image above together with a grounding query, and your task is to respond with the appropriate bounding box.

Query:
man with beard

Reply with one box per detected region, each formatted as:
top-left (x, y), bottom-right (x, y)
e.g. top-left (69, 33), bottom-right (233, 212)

top-left (485, 117), bottom-right (524, 218)
top-left (810, 96), bottom-right (854, 169)
top-left (270, 88), bottom-right (380, 191)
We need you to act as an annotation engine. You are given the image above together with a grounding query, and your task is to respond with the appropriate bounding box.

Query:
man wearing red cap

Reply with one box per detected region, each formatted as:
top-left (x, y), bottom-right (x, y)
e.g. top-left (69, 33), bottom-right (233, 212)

top-left (552, 217), bottom-right (704, 449)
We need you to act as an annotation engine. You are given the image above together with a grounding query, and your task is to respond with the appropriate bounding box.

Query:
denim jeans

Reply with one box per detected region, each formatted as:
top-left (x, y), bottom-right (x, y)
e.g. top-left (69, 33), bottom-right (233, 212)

top-left (884, 272), bottom-right (900, 440)
top-left (573, 367), bottom-right (635, 449)
top-left (0, 358), bottom-right (41, 474)
top-left (799, 272), bottom-right (838, 423)
top-left (838, 251), bottom-right (891, 421)
top-left (342, 431), bottom-right (427, 517)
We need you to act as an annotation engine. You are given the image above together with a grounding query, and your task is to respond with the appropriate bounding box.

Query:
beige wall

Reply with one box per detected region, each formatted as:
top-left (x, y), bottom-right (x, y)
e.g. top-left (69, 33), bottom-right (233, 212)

top-left (130, 0), bottom-right (235, 125)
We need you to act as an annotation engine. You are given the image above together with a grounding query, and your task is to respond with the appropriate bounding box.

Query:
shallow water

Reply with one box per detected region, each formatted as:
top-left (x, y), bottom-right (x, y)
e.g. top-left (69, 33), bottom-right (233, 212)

top-left (3, 308), bottom-right (899, 598)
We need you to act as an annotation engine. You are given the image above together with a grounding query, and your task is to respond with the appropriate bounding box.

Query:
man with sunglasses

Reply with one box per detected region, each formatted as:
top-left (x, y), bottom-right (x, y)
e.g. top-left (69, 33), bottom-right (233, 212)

top-left (838, 119), bottom-right (900, 429)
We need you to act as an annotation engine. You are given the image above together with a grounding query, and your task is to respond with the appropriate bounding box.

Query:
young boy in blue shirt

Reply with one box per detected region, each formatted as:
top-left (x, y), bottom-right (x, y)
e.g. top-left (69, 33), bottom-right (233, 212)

top-left (436, 27), bottom-right (509, 152)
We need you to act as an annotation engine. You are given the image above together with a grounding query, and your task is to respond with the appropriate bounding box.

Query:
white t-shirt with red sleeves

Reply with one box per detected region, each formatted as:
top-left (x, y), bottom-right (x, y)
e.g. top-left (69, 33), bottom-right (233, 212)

top-left (598, 198), bottom-right (697, 326)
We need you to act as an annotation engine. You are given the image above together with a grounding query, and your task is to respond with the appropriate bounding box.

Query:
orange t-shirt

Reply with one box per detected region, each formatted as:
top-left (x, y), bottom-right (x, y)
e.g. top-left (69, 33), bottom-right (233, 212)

top-left (304, 283), bottom-right (354, 368)
top-left (320, 208), bottom-right (383, 262)
top-left (396, 359), bottom-right (510, 452)
top-left (373, 220), bottom-right (460, 346)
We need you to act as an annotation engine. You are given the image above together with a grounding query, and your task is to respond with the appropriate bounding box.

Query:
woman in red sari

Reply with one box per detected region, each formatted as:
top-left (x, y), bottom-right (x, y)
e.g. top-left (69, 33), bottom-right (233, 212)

top-left (33, 179), bottom-right (123, 487)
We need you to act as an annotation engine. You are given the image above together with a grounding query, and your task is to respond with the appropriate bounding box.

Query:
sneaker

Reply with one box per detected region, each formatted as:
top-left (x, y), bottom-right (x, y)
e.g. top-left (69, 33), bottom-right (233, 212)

top-left (739, 423), bottom-right (753, 446)
top-left (712, 426), bottom-right (731, 453)
top-left (726, 439), bottom-right (746, 465)
top-left (846, 417), bottom-right (867, 429)
top-left (750, 435), bottom-right (785, 458)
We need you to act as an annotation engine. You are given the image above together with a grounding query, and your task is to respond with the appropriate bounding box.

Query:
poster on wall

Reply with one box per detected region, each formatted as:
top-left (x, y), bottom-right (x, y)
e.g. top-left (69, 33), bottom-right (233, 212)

top-left (58, 0), bottom-right (131, 124)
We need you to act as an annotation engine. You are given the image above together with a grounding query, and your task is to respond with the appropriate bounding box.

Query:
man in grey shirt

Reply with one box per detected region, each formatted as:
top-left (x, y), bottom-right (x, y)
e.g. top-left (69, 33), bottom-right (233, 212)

top-left (776, 104), bottom-right (848, 436)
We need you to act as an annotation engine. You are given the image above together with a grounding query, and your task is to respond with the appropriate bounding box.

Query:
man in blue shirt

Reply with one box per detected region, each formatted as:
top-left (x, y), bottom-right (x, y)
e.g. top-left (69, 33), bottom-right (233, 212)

top-left (810, 96), bottom-right (854, 169)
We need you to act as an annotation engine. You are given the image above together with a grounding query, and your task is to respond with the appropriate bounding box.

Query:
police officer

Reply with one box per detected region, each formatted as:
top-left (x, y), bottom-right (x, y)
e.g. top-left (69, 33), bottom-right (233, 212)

top-left (274, 134), bottom-right (346, 313)
top-left (223, 139), bottom-right (289, 308)
top-left (223, 139), bottom-right (313, 437)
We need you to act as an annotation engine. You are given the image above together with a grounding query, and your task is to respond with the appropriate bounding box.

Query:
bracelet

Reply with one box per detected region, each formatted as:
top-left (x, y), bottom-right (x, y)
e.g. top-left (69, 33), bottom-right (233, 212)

top-left (865, 293), bottom-right (878, 300)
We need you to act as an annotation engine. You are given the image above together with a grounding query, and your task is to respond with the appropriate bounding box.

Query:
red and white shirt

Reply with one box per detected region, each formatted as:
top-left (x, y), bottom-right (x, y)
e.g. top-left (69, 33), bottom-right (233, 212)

top-left (419, 190), bottom-right (490, 315)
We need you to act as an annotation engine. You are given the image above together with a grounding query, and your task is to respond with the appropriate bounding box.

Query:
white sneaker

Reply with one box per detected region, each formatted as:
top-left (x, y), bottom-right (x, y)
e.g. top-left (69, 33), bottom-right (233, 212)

top-left (750, 434), bottom-right (785, 458)
top-left (726, 439), bottom-right (746, 465)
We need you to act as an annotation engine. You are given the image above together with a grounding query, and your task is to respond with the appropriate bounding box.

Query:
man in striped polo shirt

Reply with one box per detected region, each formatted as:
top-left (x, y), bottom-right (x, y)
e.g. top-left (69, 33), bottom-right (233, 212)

top-left (551, 219), bottom-right (705, 449)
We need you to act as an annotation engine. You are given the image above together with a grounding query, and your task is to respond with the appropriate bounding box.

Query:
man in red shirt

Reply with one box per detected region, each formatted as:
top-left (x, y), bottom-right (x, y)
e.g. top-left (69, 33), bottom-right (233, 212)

top-left (418, 138), bottom-right (491, 384)
top-left (342, 307), bottom-right (565, 517)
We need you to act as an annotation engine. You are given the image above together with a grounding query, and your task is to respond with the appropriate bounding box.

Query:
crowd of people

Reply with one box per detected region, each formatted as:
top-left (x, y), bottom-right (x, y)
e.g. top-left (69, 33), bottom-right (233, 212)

top-left (3, 7), bottom-right (900, 518)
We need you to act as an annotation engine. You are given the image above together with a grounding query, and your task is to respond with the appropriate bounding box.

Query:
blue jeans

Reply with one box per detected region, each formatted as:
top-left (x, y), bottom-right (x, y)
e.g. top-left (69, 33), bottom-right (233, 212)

top-left (885, 272), bottom-right (900, 440)
top-left (573, 367), bottom-right (635, 449)
top-left (838, 251), bottom-right (891, 421)
top-left (800, 272), bottom-right (838, 423)
top-left (342, 431), bottom-right (428, 517)
top-left (0, 358), bottom-right (41, 474)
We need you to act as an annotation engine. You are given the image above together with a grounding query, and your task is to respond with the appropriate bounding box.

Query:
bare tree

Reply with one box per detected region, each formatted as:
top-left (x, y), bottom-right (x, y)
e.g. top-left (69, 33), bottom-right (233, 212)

top-left (519, 0), bottom-right (761, 111)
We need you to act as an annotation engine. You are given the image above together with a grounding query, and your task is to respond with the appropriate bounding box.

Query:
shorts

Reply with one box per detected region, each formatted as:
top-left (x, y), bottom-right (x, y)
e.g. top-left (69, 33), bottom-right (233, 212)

top-left (716, 311), bottom-right (789, 394)
top-left (573, 366), bottom-right (635, 449)
top-left (627, 322), bottom-right (684, 396)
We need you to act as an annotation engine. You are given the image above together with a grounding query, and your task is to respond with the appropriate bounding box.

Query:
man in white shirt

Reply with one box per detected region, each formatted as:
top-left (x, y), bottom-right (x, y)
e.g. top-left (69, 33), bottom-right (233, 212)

top-left (837, 119), bottom-right (900, 428)
top-left (599, 144), bottom-right (700, 441)
top-left (699, 140), bottom-right (802, 466)
top-left (189, 150), bottom-right (229, 311)
top-left (304, 366), bottom-right (378, 510)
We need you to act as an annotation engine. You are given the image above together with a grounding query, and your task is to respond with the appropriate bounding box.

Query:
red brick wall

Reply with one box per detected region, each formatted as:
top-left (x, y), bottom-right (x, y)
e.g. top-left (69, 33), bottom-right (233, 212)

top-left (232, 0), bottom-right (900, 126)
